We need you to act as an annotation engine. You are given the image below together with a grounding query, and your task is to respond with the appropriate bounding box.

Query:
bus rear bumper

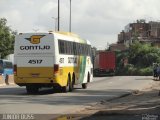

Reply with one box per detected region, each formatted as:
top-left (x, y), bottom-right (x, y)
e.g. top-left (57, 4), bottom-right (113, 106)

top-left (14, 77), bottom-right (58, 87)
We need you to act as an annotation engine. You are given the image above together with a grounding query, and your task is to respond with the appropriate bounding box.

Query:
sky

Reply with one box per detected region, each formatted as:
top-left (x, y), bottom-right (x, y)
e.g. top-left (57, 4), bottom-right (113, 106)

top-left (0, 0), bottom-right (160, 50)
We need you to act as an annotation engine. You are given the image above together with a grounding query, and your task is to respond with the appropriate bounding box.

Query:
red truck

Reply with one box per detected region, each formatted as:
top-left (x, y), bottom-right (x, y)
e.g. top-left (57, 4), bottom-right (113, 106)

top-left (93, 51), bottom-right (116, 76)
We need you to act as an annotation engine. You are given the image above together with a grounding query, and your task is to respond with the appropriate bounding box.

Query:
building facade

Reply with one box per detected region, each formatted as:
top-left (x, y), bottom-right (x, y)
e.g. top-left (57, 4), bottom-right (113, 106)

top-left (117, 19), bottom-right (160, 46)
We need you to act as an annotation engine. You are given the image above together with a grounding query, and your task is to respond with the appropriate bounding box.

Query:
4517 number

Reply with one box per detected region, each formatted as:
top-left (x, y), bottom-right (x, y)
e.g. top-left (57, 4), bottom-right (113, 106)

top-left (28, 60), bottom-right (42, 64)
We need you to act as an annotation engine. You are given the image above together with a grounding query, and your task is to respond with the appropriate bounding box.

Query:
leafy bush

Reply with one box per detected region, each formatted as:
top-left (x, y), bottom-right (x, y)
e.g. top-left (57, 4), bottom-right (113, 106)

top-left (116, 41), bottom-right (159, 76)
top-left (116, 64), bottom-right (152, 76)
top-left (138, 67), bottom-right (153, 76)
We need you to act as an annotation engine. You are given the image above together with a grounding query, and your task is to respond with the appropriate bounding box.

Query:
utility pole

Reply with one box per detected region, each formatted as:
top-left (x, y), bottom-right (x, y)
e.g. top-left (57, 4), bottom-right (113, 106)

top-left (58, 0), bottom-right (60, 31)
top-left (52, 17), bottom-right (58, 31)
top-left (69, 0), bottom-right (71, 32)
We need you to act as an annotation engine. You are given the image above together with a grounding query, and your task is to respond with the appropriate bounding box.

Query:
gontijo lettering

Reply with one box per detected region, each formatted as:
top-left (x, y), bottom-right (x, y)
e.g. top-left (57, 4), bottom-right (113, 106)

top-left (20, 45), bottom-right (50, 50)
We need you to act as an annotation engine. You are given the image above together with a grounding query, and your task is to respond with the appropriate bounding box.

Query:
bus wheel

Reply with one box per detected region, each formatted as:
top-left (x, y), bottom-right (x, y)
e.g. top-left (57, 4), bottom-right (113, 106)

top-left (62, 83), bottom-right (70, 93)
top-left (82, 83), bottom-right (87, 89)
top-left (82, 73), bottom-right (90, 89)
top-left (26, 85), bottom-right (39, 94)
top-left (71, 74), bottom-right (75, 91)
top-left (62, 75), bottom-right (73, 92)
top-left (69, 79), bottom-right (74, 92)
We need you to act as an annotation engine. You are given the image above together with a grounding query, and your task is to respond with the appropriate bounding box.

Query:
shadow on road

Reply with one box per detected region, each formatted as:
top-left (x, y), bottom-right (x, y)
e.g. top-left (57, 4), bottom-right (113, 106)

top-left (0, 86), bottom-right (131, 106)
top-left (0, 87), bottom-right (58, 95)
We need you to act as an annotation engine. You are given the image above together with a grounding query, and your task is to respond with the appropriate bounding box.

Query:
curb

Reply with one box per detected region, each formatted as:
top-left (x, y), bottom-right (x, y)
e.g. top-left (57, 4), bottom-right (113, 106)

top-left (90, 90), bottom-right (160, 115)
top-left (98, 92), bottom-right (132, 104)
top-left (107, 92), bottom-right (132, 101)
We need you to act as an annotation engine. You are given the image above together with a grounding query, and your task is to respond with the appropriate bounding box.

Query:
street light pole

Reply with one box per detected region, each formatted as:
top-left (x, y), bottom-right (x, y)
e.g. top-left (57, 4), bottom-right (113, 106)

top-left (58, 0), bottom-right (60, 31)
top-left (52, 17), bottom-right (58, 31)
top-left (69, 0), bottom-right (71, 32)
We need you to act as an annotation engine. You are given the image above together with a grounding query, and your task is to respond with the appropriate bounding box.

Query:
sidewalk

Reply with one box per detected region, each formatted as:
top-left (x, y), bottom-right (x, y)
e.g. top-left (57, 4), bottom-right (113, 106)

top-left (0, 75), bottom-right (14, 86)
top-left (79, 80), bottom-right (160, 120)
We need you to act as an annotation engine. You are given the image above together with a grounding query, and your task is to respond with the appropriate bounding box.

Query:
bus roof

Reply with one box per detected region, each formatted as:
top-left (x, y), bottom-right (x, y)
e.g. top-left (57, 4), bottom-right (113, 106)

top-left (18, 31), bottom-right (91, 45)
top-left (53, 31), bottom-right (91, 45)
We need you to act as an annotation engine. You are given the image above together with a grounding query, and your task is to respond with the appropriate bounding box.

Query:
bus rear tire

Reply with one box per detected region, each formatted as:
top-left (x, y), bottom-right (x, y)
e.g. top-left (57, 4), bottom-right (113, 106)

top-left (62, 75), bottom-right (73, 92)
top-left (26, 85), bottom-right (39, 94)
top-left (62, 84), bottom-right (69, 93)
top-left (82, 83), bottom-right (87, 89)
top-left (82, 73), bottom-right (90, 89)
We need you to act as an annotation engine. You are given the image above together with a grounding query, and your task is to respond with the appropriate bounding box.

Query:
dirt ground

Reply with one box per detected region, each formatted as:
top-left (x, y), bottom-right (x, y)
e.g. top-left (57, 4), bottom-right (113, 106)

top-left (77, 80), bottom-right (160, 120)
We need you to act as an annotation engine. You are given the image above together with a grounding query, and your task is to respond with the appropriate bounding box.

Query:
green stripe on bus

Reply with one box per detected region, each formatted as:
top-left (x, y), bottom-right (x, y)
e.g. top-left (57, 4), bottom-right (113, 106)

top-left (79, 56), bottom-right (86, 83)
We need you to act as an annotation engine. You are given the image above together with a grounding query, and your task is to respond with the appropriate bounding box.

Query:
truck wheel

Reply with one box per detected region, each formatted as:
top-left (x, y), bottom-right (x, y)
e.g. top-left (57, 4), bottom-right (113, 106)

top-left (26, 85), bottom-right (39, 94)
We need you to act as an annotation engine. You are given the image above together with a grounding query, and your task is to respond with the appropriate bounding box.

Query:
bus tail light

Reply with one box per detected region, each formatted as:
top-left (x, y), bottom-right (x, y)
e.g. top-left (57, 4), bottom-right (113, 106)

top-left (14, 65), bottom-right (17, 75)
top-left (54, 64), bottom-right (59, 74)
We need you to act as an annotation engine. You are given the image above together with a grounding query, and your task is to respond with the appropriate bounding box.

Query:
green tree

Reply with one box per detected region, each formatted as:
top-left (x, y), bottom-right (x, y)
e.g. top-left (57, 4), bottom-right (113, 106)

top-left (116, 40), bottom-right (160, 75)
top-left (129, 41), bottom-right (160, 67)
top-left (0, 18), bottom-right (16, 58)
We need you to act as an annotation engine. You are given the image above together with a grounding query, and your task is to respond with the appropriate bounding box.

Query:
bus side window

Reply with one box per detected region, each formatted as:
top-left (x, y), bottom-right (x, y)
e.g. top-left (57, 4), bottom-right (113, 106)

top-left (73, 42), bottom-right (76, 55)
top-left (70, 42), bottom-right (74, 55)
top-left (64, 41), bottom-right (68, 54)
top-left (58, 40), bottom-right (65, 54)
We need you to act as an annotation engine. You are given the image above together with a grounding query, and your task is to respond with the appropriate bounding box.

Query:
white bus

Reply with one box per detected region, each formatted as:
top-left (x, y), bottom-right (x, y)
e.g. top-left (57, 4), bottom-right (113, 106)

top-left (14, 32), bottom-right (93, 93)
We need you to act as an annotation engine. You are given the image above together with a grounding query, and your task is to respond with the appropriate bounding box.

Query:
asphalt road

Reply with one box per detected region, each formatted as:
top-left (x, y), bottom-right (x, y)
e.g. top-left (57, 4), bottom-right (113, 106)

top-left (0, 76), bottom-right (153, 115)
